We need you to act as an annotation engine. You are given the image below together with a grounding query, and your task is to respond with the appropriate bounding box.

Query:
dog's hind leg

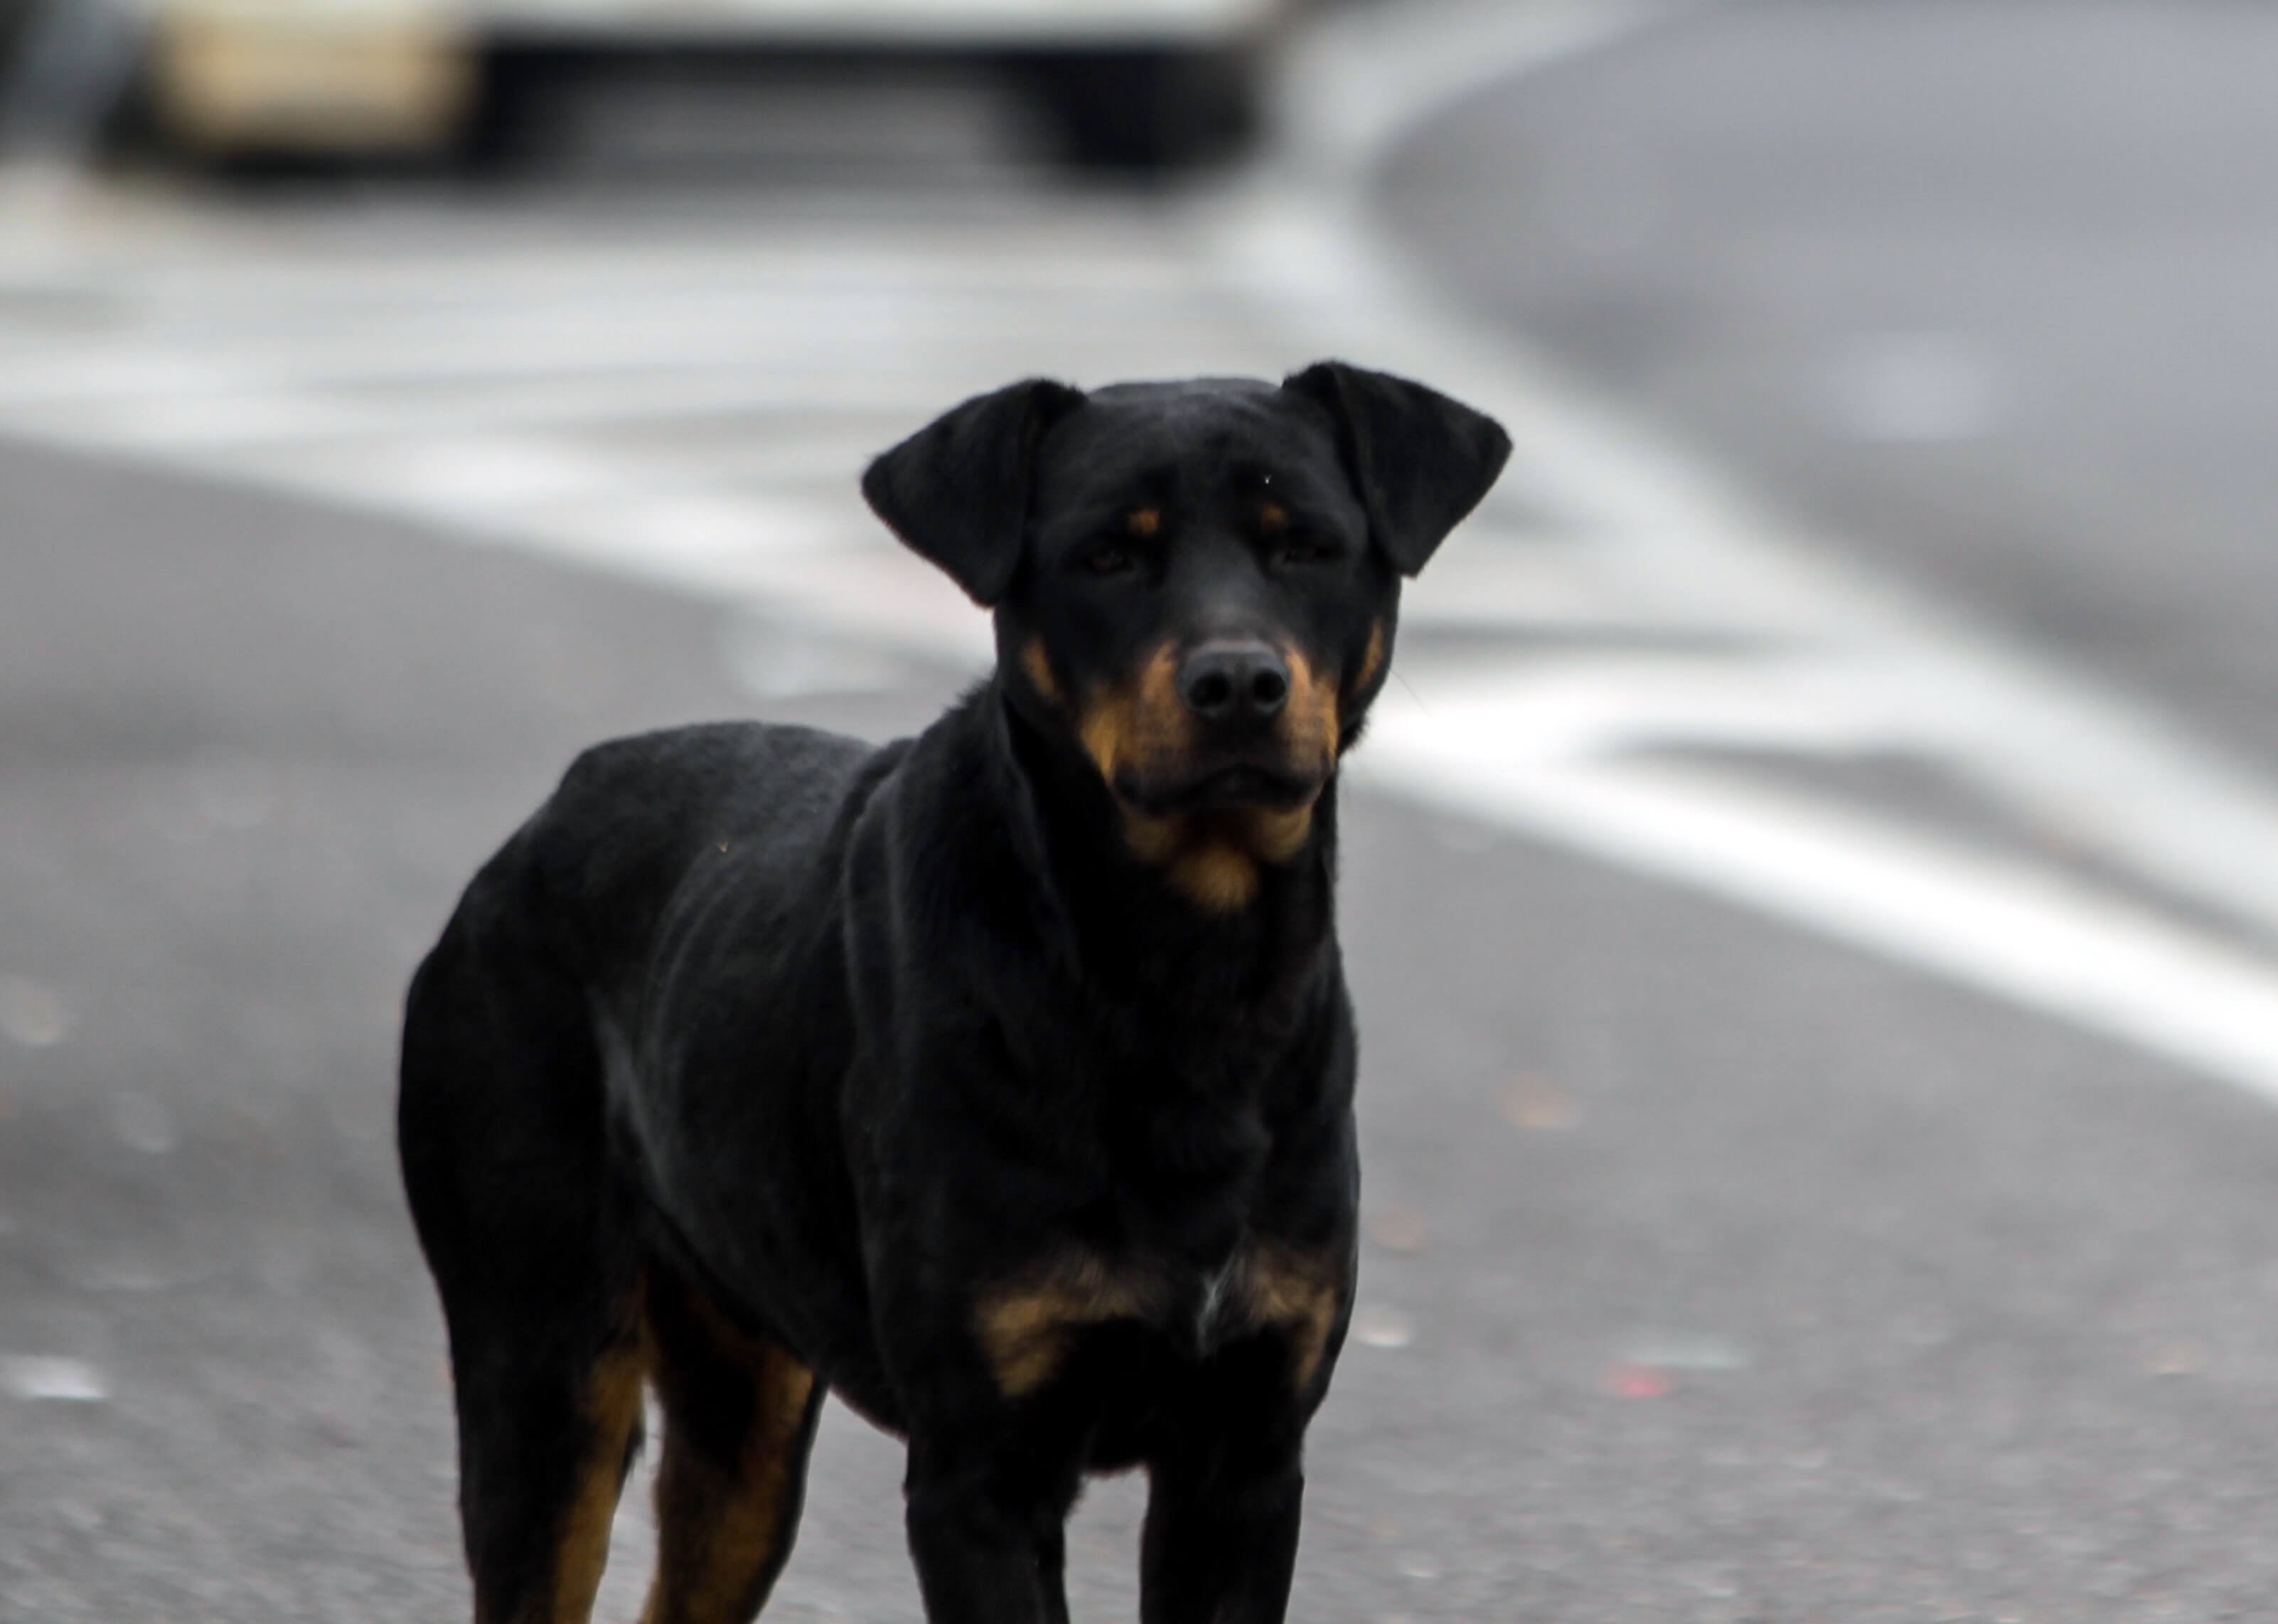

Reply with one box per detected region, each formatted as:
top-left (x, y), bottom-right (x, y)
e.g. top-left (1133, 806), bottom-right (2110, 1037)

top-left (638, 1265), bottom-right (826, 1624)
top-left (400, 904), bottom-right (649, 1624)
top-left (453, 1308), bottom-right (648, 1624)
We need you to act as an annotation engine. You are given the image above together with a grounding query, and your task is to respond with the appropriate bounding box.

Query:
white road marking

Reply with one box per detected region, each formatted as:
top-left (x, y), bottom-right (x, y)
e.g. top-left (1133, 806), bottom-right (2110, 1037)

top-left (1, 1355), bottom-right (109, 1402)
top-left (1819, 331), bottom-right (2003, 444)
top-left (8, 0), bottom-right (2278, 1101)
top-left (1350, 1306), bottom-right (1416, 1351)
top-left (1363, 723), bottom-right (2278, 1091)
top-left (0, 201), bottom-right (1293, 668)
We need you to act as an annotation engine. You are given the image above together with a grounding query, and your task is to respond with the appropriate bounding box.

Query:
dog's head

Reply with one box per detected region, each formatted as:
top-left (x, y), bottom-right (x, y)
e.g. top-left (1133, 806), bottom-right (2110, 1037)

top-left (864, 363), bottom-right (1509, 909)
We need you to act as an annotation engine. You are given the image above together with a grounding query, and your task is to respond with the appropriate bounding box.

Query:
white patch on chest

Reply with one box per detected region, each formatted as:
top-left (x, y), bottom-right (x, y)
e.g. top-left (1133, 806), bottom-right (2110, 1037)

top-left (1194, 1256), bottom-right (1241, 1347)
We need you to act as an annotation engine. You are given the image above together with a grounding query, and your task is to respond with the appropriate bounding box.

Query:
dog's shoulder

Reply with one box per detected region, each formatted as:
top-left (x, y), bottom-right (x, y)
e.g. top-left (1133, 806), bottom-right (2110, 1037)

top-left (840, 685), bottom-right (1052, 955)
top-left (486, 720), bottom-right (892, 973)
top-left (553, 719), bottom-right (876, 822)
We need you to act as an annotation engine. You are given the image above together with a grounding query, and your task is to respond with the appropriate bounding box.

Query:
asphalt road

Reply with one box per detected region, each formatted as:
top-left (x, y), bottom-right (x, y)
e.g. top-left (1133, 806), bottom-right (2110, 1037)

top-left (22, 401), bottom-right (2278, 1624)
top-left (1381, 0), bottom-right (2278, 775)
top-left (9, 4), bottom-right (2278, 1622)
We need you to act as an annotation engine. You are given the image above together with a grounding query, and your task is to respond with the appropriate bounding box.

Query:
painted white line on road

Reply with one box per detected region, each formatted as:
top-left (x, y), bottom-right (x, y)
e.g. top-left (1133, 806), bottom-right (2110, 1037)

top-left (1354, 720), bottom-right (2278, 1097)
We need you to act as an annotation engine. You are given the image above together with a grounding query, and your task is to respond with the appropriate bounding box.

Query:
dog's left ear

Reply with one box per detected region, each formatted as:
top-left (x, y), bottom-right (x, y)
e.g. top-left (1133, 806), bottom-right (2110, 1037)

top-left (1283, 361), bottom-right (1511, 577)
top-left (862, 377), bottom-right (1088, 607)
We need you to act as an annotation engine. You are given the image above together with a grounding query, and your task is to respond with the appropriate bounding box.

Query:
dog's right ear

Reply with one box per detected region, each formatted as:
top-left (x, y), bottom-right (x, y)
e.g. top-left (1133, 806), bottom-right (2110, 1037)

top-left (862, 378), bottom-right (1087, 608)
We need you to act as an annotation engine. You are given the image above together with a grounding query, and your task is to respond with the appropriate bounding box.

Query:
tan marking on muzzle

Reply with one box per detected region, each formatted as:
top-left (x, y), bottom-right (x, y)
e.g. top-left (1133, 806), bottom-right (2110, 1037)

top-left (1117, 804), bottom-right (1318, 914)
top-left (1079, 641), bottom-right (1327, 912)
top-left (1076, 641), bottom-right (1190, 791)
top-left (1021, 636), bottom-right (1062, 710)
top-left (1172, 837), bottom-right (1265, 914)
top-left (1349, 618), bottom-right (1386, 699)
top-left (1118, 808), bottom-right (1263, 914)
top-left (1244, 805), bottom-right (1316, 864)
top-left (1280, 649), bottom-right (1341, 769)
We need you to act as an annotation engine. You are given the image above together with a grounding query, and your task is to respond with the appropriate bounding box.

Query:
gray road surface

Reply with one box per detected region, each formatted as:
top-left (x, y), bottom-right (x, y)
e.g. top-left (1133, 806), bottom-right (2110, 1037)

top-left (1381, 0), bottom-right (2278, 774)
top-left (16, 419), bottom-right (2278, 1624)
top-left (9, 4), bottom-right (2278, 1621)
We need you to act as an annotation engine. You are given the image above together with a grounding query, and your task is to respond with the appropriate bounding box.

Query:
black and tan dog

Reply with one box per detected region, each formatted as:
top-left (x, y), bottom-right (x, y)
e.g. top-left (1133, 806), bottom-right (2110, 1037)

top-left (397, 361), bottom-right (1509, 1624)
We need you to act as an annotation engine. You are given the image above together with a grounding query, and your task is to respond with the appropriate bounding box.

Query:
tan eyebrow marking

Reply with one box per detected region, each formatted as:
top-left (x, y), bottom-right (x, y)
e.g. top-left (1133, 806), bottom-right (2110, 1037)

top-left (1127, 508), bottom-right (1161, 538)
top-left (1259, 502), bottom-right (1288, 533)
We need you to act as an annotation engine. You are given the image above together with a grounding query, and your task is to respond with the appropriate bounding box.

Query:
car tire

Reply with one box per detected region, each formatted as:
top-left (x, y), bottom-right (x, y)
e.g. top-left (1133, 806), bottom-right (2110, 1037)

top-left (457, 47), bottom-right (576, 172)
top-left (1020, 44), bottom-right (1258, 173)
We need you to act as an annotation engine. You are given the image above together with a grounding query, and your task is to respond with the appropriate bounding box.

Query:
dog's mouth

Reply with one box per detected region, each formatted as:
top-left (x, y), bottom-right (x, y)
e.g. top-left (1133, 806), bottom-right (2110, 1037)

top-left (1114, 760), bottom-right (1325, 816)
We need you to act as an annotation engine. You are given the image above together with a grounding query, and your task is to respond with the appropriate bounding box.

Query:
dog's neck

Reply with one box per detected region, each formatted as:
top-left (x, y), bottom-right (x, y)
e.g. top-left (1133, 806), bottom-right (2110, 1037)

top-left (990, 682), bottom-right (1337, 1021)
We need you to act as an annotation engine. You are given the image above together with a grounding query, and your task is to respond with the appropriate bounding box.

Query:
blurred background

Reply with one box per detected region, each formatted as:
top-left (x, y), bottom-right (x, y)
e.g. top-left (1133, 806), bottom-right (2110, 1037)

top-left (9, 1), bottom-right (2278, 1620)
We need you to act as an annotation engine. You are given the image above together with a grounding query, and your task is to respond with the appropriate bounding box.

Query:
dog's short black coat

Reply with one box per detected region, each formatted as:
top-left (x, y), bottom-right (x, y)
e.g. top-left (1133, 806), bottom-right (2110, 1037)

top-left (398, 362), bottom-right (1509, 1624)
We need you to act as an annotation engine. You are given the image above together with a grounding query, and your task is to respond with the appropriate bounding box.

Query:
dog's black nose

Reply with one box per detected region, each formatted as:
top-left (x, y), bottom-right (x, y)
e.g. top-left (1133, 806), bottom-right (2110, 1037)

top-left (1180, 641), bottom-right (1290, 723)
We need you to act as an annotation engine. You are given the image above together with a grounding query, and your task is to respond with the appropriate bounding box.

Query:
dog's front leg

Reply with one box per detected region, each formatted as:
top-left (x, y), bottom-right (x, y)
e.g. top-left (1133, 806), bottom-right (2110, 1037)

top-left (1138, 1410), bottom-right (1308, 1624)
top-left (904, 1433), bottom-right (1078, 1624)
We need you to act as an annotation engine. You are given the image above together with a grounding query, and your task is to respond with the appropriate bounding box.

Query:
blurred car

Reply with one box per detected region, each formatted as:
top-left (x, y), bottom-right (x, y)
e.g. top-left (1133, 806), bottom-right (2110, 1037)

top-left (138, 0), bottom-right (1283, 169)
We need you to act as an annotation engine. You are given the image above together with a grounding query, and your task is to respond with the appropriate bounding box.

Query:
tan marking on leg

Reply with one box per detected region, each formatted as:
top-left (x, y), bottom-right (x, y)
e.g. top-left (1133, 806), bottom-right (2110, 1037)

top-left (975, 1254), bottom-right (1153, 1398)
top-left (1022, 636), bottom-right (1063, 710)
top-left (536, 1327), bottom-right (649, 1624)
top-left (1241, 1244), bottom-right (1342, 1393)
top-left (642, 1294), bottom-right (821, 1624)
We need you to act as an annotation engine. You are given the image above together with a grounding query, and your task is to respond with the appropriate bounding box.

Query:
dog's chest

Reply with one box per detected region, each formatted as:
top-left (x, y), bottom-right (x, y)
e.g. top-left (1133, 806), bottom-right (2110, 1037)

top-left (973, 1233), bottom-right (1341, 1404)
top-left (1189, 1254), bottom-right (1244, 1347)
top-left (1125, 1246), bottom-right (1251, 1356)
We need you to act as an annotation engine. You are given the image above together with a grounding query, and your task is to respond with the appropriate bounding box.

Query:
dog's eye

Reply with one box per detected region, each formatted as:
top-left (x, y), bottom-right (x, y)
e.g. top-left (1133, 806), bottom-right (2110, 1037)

top-left (1082, 544), bottom-right (1137, 576)
top-left (1273, 537), bottom-right (1337, 567)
